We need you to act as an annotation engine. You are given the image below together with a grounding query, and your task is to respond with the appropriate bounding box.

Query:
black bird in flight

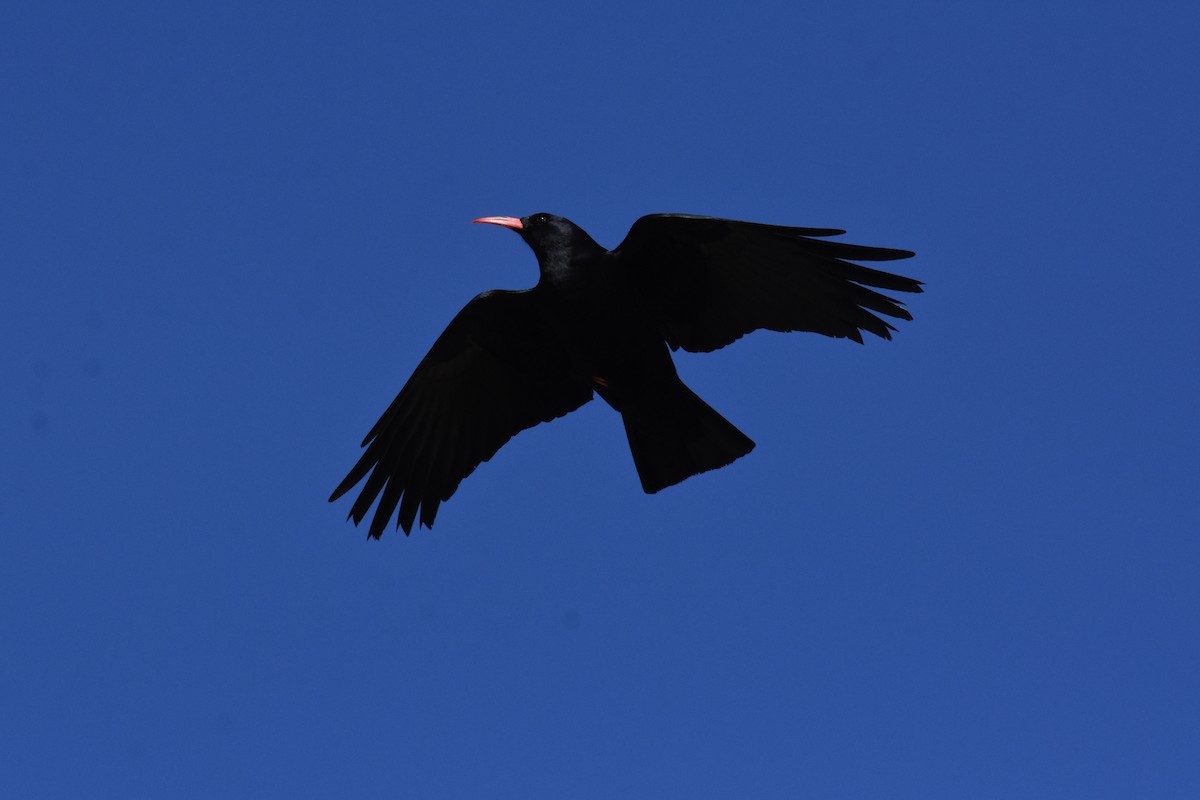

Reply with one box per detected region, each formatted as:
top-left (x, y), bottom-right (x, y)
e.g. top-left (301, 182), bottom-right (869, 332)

top-left (331, 213), bottom-right (922, 537)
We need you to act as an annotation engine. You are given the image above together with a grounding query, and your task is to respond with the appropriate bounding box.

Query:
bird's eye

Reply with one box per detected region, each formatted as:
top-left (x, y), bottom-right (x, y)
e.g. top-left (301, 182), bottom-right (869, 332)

top-left (536, 214), bottom-right (548, 223)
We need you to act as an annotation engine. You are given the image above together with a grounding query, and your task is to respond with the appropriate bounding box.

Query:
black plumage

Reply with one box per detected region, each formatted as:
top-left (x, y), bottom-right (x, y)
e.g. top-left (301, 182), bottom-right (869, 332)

top-left (330, 213), bottom-right (922, 537)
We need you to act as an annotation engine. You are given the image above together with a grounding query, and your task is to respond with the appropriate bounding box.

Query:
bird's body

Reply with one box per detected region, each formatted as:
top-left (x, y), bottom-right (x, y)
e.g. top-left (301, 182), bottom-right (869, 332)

top-left (540, 252), bottom-right (673, 401)
top-left (331, 213), bottom-right (922, 537)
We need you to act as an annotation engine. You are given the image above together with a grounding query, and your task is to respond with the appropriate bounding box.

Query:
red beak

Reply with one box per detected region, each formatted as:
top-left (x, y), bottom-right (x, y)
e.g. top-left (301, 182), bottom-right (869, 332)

top-left (472, 216), bottom-right (524, 231)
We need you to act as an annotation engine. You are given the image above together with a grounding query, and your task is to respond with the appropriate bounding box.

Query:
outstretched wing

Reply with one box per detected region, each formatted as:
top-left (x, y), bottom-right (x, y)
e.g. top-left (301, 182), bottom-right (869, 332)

top-left (330, 289), bottom-right (593, 537)
top-left (612, 214), bottom-right (923, 352)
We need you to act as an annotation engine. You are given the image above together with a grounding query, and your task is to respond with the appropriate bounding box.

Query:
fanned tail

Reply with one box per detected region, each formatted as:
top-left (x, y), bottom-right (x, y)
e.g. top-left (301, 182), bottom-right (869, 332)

top-left (618, 378), bottom-right (754, 493)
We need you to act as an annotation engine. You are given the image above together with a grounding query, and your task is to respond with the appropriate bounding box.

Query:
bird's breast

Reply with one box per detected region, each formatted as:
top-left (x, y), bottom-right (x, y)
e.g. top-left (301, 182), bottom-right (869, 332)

top-left (537, 278), bottom-right (674, 389)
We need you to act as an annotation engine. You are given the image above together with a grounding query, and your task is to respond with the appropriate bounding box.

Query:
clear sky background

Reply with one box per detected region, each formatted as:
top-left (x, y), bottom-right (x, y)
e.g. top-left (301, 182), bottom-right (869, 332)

top-left (3, 2), bottom-right (1198, 797)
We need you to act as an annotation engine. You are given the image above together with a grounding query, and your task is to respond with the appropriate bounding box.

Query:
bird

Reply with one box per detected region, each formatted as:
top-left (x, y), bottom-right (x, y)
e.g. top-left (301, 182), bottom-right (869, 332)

top-left (330, 212), bottom-right (922, 538)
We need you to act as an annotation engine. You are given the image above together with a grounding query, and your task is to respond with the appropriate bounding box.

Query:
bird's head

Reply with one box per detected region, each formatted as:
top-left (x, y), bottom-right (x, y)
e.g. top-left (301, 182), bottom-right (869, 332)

top-left (472, 213), bottom-right (603, 270)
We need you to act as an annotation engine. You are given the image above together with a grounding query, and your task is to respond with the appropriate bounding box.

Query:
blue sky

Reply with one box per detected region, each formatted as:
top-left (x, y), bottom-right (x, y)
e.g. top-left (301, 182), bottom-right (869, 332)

top-left (3, 1), bottom-right (1198, 797)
